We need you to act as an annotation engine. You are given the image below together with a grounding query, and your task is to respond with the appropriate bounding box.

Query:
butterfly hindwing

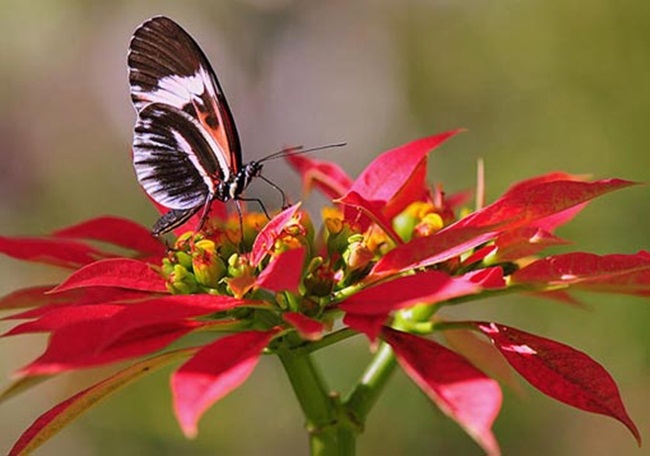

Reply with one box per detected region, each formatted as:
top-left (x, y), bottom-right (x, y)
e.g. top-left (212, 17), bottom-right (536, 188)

top-left (133, 102), bottom-right (233, 210)
top-left (152, 207), bottom-right (200, 237)
top-left (128, 16), bottom-right (242, 174)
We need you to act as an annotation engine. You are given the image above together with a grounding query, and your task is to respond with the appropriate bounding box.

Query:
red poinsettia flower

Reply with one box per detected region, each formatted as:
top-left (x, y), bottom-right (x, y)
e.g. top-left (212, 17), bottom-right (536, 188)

top-left (1, 131), bottom-right (645, 455)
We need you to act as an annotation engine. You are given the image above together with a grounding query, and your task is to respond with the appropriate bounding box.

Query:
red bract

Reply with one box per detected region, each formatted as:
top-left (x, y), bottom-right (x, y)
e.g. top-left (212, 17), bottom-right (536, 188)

top-left (512, 251), bottom-right (650, 295)
top-left (52, 215), bottom-right (166, 257)
top-left (338, 270), bottom-right (479, 315)
top-left (0, 285), bottom-right (77, 311)
top-left (282, 312), bottom-right (325, 341)
top-left (172, 329), bottom-right (279, 438)
top-left (286, 154), bottom-right (353, 199)
top-left (0, 131), bottom-right (644, 455)
top-left (372, 226), bottom-right (496, 275)
top-left (17, 295), bottom-right (247, 374)
top-left (336, 191), bottom-right (403, 244)
top-left (342, 313), bottom-right (387, 342)
top-left (0, 235), bottom-right (112, 269)
top-left (383, 328), bottom-right (502, 456)
top-left (343, 131), bottom-right (462, 217)
top-left (470, 322), bottom-right (641, 445)
top-left (256, 246), bottom-right (306, 294)
top-left (250, 203), bottom-right (302, 266)
top-left (453, 178), bottom-right (636, 231)
top-left (371, 177), bottom-right (636, 276)
top-left (51, 258), bottom-right (167, 293)
top-left (334, 131), bottom-right (462, 231)
top-left (493, 227), bottom-right (569, 262)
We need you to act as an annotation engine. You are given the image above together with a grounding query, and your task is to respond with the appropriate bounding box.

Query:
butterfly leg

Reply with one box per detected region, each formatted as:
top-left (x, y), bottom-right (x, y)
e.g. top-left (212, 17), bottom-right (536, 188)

top-left (258, 175), bottom-right (288, 209)
top-left (195, 196), bottom-right (215, 233)
top-left (234, 199), bottom-right (245, 241)
top-left (237, 196), bottom-right (271, 220)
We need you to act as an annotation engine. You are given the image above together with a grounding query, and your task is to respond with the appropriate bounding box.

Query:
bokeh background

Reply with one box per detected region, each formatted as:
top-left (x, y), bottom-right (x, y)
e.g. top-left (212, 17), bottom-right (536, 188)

top-left (1, 1), bottom-right (649, 455)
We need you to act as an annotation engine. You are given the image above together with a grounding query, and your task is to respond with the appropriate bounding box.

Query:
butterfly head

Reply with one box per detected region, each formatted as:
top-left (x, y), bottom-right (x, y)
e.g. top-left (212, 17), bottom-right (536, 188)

top-left (225, 161), bottom-right (264, 201)
top-left (244, 161), bottom-right (263, 179)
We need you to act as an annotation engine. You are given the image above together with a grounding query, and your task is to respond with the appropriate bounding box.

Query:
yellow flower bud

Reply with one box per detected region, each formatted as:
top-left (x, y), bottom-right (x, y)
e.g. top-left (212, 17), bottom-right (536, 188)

top-left (192, 239), bottom-right (227, 287)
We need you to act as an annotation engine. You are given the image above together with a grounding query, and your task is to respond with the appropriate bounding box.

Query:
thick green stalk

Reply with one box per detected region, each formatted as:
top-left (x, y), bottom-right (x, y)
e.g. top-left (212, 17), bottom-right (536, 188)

top-left (343, 342), bottom-right (397, 423)
top-left (278, 338), bottom-right (358, 455)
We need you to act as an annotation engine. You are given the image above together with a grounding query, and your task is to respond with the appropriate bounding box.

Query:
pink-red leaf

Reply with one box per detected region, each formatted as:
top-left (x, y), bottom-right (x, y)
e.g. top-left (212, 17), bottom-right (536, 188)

top-left (21, 319), bottom-right (200, 375)
top-left (337, 191), bottom-right (403, 245)
top-left (502, 172), bottom-right (587, 195)
top-left (347, 130), bottom-right (462, 204)
top-left (372, 227), bottom-right (496, 276)
top-left (9, 348), bottom-right (195, 456)
top-left (3, 304), bottom-right (124, 336)
top-left (0, 236), bottom-right (111, 269)
top-left (442, 328), bottom-right (523, 396)
top-left (52, 216), bottom-right (165, 257)
top-left (172, 329), bottom-right (277, 438)
top-left (256, 247), bottom-right (306, 294)
top-left (461, 245), bottom-right (497, 267)
top-left (6, 294), bottom-right (246, 338)
top-left (250, 204), bottom-right (301, 266)
top-left (343, 313), bottom-right (386, 342)
top-left (18, 295), bottom-right (248, 374)
top-left (497, 173), bottom-right (591, 232)
top-left (372, 178), bottom-right (636, 276)
top-left (285, 154), bottom-right (353, 200)
top-left (512, 251), bottom-right (650, 295)
top-left (528, 290), bottom-right (586, 307)
top-left (381, 158), bottom-right (429, 220)
top-left (340, 270), bottom-right (479, 315)
top-left (0, 286), bottom-right (59, 311)
top-left (454, 178), bottom-right (636, 232)
top-left (471, 322), bottom-right (641, 444)
top-left (383, 328), bottom-right (501, 456)
top-left (282, 312), bottom-right (325, 341)
top-left (2, 287), bottom-right (149, 317)
top-left (494, 227), bottom-right (569, 262)
top-left (50, 258), bottom-right (166, 293)
top-left (462, 267), bottom-right (506, 289)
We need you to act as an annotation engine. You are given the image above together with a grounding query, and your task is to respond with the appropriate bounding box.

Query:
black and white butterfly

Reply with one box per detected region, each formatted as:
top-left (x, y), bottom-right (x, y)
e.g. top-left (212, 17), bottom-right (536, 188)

top-left (128, 16), bottom-right (291, 237)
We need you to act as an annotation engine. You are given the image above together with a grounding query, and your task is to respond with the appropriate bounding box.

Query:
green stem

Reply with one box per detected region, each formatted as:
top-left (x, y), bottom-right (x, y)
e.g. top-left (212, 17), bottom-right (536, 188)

top-left (297, 328), bottom-right (358, 354)
top-left (278, 336), bottom-right (358, 455)
top-left (343, 342), bottom-right (397, 423)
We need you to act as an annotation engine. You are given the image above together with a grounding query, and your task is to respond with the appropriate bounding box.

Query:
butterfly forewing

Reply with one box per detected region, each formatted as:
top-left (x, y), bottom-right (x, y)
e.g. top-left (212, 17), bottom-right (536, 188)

top-left (133, 103), bottom-right (233, 210)
top-left (128, 16), bottom-right (242, 173)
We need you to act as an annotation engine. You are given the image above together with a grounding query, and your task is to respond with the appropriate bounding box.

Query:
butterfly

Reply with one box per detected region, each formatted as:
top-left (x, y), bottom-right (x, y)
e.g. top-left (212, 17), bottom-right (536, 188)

top-left (128, 16), bottom-right (290, 237)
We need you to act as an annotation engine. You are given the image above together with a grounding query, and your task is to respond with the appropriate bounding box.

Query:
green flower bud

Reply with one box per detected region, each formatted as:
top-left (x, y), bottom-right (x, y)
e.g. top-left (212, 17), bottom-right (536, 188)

top-left (167, 264), bottom-right (199, 294)
top-left (176, 251), bottom-right (193, 270)
top-left (192, 239), bottom-right (227, 287)
top-left (393, 211), bottom-right (418, 242)
top-left (343, 241), bottom-right (374, 272)
top-left (303, 257), bottom-right (335, 297)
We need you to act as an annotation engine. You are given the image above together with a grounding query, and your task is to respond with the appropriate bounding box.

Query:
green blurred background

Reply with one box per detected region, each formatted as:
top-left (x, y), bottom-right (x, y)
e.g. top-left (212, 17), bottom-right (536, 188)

top-left (1, 0), bottom-right (648, 454)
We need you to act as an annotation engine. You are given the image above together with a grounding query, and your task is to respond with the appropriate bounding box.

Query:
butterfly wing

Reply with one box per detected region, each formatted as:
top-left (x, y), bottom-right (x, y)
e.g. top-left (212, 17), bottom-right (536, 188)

top-left (128, 16), bottom-right (242, 174)
top-left (133, 102), bottom-right (233, 210)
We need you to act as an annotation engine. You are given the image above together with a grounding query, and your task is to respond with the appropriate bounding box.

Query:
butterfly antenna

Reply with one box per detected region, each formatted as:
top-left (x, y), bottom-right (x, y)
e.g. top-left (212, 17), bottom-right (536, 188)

top-left (258, 142), bottom-right (346, 163)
